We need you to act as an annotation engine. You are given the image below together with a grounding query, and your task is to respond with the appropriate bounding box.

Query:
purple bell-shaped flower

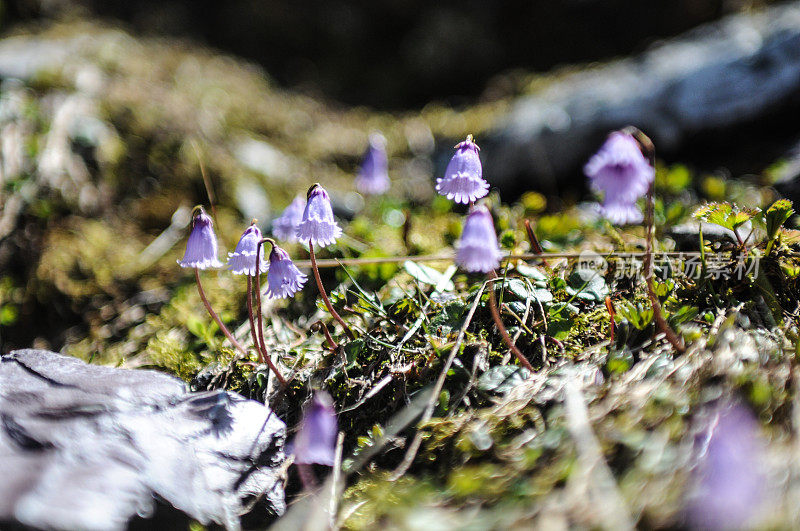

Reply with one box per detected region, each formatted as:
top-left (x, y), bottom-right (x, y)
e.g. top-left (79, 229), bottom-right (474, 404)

top-left (227, 222), bottom-right (268, 276)
top-left (687, 401), bottom-right (768, 530)
top-left (272, 195), bottom-right (305, 243)
top-left (178, 206), bottom-right (223, 269)
top-left (584, 130), bottom-right (655, 225)
top-left (295, 184), bottom-right (343, 248)
top-left (293, 391), bottom-right (337, 466)
top-left (436, 134), bottom-right (489, 204)
top-left (456, 205), bottom-right (503, 273)
top-left (354, 133), bottom-right (390, 195)
top-left (265, 244), bottom-right (308, 299)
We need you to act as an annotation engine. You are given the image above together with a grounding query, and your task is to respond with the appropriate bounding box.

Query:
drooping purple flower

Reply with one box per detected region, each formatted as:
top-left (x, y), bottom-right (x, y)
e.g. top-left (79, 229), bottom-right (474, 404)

top-left (436, 134), bottom-right (489, 204)
top-left (295, 184), bottom-right (343, 248)
top-left (456, 205), bottom-right (503, 273)
top-left (293, 391), bottom-right (337, 466)
top-left (178, 206), bottom-right (223, 269)
top-left (584, 130), bottom-right (655, 225)
top-left (686, 401), bottom-right (768, 530)
top-left (265, 244), bottom-right (308, 299)
top-left (272, 195), bottom-right (305, 242)
top-left (354, 133), bottom-right (390, 195)
top-left (227, 222), bottom-right (267, 276)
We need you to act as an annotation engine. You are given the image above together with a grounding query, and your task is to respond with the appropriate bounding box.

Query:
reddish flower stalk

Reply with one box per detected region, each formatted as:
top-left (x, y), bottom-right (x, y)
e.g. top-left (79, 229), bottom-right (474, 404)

top-left (253, 239), bottom-right (289, 387)
top-left (630, 128), bottom-right (686, 353)
top-left (605, 296), bottom-right (617, 343)
top-left (193, 268), bottom-right (247, 356)
top-left (309, 241), bottom-right (355, 340)
top-left (246, 276), bottom-right (264, 363)
top-left (524, 219), bottom-right (549, 268)
top-left (312, 320), bottom-right (339, 351)
top-left (487, 270), bottom-right (535, 372)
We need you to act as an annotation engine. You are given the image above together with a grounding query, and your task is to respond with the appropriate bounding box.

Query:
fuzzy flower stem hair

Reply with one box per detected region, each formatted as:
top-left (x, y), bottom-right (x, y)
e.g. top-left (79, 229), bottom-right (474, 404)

top-left (193, 268), bottom-right (249, 359)
top-left (436, 134), bottom-right (489, 204)
top-left (245, 275), bottom-right (263, 363)
top-left (298, 183), bottom-right (355, 340)
top-left (179, 206), bottom-right (248, 357)
top-left (624, 127), bottom-right (685, 353)
top-left (251, 237), bottom-right (289, 387)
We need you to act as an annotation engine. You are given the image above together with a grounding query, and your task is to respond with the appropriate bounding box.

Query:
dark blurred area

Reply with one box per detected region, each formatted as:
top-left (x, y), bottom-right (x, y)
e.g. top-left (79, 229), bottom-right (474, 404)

top-left (2, 0), bottom-right (743, 108)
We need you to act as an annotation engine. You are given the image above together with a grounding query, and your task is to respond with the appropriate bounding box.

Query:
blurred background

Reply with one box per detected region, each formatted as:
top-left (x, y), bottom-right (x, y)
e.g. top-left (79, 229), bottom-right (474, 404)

top-left (0, 0), bottom-right (798, 352)
top-left (1, 0), bottom-right (776, 107)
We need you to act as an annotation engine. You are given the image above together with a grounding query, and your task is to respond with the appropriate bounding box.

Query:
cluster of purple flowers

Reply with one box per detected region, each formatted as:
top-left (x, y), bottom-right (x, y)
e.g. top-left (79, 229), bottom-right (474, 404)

top-left (179, 186), bottom-right (347, 299)
top-left (177, 126), bottom-right (661, 485)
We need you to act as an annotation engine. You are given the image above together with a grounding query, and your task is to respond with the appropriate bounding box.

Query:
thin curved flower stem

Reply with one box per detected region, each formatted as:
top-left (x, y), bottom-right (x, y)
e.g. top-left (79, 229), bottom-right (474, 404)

top-left (643, 184), bottom-right (685, 353)
top-left (309, 241), bottom-right (355, 340)
top-left (487, 270), bottom-right (535, 372)
top-left (313, 320), bottom-right (339, 351)
top-left (630, 126), bottom-right (686, 353)
top-left (605, 296), bottom-right (616, 344)
top-left (194, 268), bottom-right (247, 356)
top-left (246, 276), bottom-right (264, 363)
top-left (253, 244), bottom-right (268, 356)
top-left (297, 463), bottom-right (318, 492)
top-left (524, 219), bottom-right (550, 269)
top-left (254, 240), bottom-right (288, 387)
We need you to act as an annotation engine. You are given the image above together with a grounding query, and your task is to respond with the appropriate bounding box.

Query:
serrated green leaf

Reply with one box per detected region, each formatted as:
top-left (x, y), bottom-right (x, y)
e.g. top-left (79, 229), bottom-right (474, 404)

top-left (693, 202), bottom-right (758, 231)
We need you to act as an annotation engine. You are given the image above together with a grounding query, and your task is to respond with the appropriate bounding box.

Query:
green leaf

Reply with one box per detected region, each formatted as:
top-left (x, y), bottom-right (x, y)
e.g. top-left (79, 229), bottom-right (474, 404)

top-left (566, 269), bottom-right (609, 302)
top-left (615, 301), bottom-right (653, 330)
top-left (404, 261), bottom-right (454, 291)
top-left (693, 202), bottom-right (758, 232)
top-left (476, 365), bottom-right (530, 394)
top-left (765, 199), bottom-right (794, 239)
top-left (516, 263), bottom-right (548, 284)
top-left (606, 348), bottom-right (633, 374)
top-left (668, 305), bottom-right (699, 327)
top-left (428, 300), bottom-right (467, 338)
top-left (186, 315), bottom-right (207, 339)
top-left (344, 338), bottom-right (366, 366)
